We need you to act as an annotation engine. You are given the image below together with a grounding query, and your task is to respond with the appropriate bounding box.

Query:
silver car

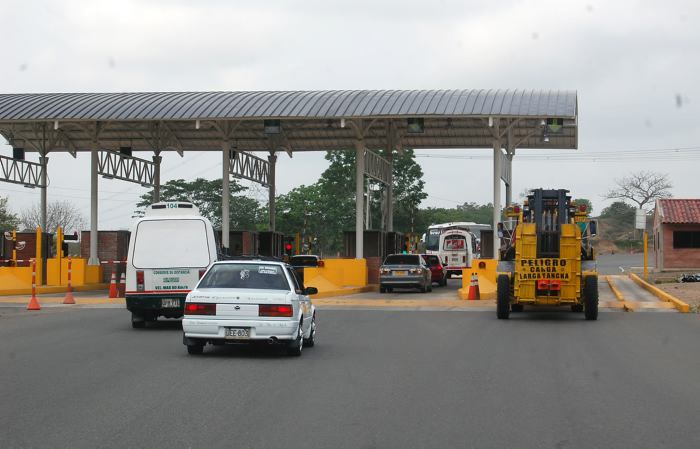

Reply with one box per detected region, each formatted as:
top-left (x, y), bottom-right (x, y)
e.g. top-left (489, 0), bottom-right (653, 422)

top-left (379, 254), bottom-right (432, 293)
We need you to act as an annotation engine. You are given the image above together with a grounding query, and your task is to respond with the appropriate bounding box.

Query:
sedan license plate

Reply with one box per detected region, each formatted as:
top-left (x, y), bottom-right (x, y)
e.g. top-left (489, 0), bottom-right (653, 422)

top-left (225, 327), bottom-right (250, 339)
top-left (161, 298), bottom-right (180, 308)
top-left (394, 270), bottom-right (407, 276)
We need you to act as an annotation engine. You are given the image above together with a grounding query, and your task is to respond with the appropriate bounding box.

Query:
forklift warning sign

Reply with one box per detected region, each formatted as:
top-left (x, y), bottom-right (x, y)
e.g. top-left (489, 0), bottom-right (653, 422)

top-left (518, 259), bottom-right (571, 280)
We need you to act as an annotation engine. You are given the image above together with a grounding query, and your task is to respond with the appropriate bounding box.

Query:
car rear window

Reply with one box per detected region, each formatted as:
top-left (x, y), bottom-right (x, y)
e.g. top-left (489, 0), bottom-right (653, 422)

top-left (198, 264), bottom-right (291, 290)
top-left (290, 256), bottom-right (319, 267)
top-left (422, 255), bottom-right (440, 266)
top-left (384, 255), bottom-right (420, 265)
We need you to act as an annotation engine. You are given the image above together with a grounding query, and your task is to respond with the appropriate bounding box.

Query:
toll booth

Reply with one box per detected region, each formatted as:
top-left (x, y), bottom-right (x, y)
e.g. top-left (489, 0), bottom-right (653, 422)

top-left (80, 231), bottom-right (130, 283)
top-left (386, 231), bottom-right (405, 255)
top-left (480, 230), bottom-right (494, 259)
top-left (343, 230), bottom-right (388, 259)
top-left (258, 231), bottom-right (283, 258)
top-left (217, 230), bottom-right (259, 256)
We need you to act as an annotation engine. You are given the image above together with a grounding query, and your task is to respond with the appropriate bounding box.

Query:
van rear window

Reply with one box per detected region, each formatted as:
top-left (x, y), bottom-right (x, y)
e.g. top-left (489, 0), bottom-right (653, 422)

top-left (132, 219), bottom-right (210, 268)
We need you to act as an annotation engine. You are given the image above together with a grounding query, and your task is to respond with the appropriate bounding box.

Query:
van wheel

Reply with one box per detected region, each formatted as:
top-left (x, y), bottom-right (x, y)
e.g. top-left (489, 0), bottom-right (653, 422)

top-left (380, 286), bottom-right (386, 294)
top-left (186, 344), bottom-right (204, 355)
top-left (131, 313), bottom-right (146, 329)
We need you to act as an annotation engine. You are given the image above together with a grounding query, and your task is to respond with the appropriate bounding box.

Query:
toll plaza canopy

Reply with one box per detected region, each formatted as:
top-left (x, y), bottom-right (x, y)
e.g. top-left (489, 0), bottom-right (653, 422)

top-left (0, 89), bottom-right (578, 262)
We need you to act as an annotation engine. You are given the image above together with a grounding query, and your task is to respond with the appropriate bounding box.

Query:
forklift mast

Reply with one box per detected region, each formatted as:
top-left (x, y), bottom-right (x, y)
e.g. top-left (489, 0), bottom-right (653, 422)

top-left (525, 189), bottom-right (571, 258)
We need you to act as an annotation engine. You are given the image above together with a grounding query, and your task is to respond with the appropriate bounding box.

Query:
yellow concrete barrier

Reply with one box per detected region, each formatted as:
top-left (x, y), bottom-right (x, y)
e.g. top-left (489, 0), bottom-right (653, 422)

top-left (0, 266), bottom-right (33, 290)
top-left (458, 259), bottom-right (497, 300)
top-left (305, 258), bottom-right (368, 297)
top-left (629, 272), bottom-right (690, 313)
top-left (605, 275), bottom-right (633, 312)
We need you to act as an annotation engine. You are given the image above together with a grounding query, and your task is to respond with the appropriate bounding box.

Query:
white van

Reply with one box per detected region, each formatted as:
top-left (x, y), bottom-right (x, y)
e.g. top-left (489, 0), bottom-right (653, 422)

top-left (125, 202), bottom-right (218, 328)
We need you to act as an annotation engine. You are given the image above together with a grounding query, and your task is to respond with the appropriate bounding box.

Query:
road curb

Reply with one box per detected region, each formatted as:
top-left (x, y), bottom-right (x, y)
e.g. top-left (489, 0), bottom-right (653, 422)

top-left (628, 273), bottom-right (690, 313)
top-left (605, 276), bottom-right (634, 311)
top-left (0, 284), bottom-right (109, 296)
top-left (310, 285), bottom-right (377, 299)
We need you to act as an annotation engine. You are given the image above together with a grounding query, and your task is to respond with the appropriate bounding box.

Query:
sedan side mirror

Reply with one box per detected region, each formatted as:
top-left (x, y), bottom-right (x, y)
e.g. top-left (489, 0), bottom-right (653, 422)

top-left (303, 287), bottom-right (318, 296)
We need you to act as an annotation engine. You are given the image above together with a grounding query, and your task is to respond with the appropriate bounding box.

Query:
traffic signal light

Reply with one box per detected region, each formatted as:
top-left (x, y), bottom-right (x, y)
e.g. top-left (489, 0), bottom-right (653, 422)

top-left (283, 235), bottom-right (295, 256)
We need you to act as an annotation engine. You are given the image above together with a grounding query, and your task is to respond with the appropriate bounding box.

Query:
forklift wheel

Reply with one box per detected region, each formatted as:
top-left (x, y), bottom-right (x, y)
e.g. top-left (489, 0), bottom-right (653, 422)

top-left (583, 276), bottom-right (599, 321)
top-left (496, 275), bottom-right (511, 319)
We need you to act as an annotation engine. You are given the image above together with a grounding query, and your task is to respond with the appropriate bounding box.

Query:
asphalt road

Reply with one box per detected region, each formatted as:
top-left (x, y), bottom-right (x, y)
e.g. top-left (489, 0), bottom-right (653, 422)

top-left (1, 307), bottom-right (699, 449)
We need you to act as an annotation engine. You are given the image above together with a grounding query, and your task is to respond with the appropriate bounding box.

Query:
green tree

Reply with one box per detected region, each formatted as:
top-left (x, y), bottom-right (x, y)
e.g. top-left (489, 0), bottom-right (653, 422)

top-left (0, 196), bottom-right (19, 230)
top-left (390, 149), bottom-right (428, 233)
top-left (137, 178), bottom-right (265, 230)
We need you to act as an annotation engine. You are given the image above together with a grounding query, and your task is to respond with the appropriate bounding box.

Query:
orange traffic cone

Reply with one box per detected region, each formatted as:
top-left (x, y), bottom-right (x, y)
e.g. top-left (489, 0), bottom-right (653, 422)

top-left (27, 259), bottom-right (41, 310)
top-left (467, 272), bottom-right (481, 300)
top-left (63, 257), bottom-right (76, 304)
top-left (108, 271), bottom-right (118, 298)
top-left (118, 272), bottom-right (126, 297)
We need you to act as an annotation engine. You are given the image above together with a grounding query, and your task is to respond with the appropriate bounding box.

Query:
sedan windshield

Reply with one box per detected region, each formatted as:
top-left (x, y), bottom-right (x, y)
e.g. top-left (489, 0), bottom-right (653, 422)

top-left (198, 264), bottom-right (291, 290)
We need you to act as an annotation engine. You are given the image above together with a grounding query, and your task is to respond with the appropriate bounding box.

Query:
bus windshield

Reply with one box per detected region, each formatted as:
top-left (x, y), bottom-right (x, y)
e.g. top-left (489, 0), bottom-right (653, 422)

top-left (426, 230), bottom-right (441, 251)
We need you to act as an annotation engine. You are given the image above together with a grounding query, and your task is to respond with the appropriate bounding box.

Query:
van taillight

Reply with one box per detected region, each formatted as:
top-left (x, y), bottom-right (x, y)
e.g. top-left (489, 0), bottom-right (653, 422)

top-left (185, 303), bottom-right (216, 315)
top-left (259, 304), bottom-right (293, 317)
top-left (136, 270), bottom-right (144, 291)
top-left (199, 269), bottom-right (207, 279)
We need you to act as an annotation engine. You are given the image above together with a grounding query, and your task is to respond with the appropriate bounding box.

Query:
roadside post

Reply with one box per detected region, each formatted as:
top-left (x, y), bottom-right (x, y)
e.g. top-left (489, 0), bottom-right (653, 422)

top-left (635, 209), bottom-right (648, 279)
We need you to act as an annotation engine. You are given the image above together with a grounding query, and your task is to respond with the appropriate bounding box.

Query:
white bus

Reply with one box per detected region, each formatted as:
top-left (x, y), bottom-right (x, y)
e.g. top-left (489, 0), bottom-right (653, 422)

top-left (424, 222), bottom-right (490, 278)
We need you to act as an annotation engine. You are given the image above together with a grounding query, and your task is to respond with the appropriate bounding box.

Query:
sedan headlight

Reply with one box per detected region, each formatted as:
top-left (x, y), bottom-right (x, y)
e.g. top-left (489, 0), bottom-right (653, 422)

top-left (380, 267), bottom-right (390, 275)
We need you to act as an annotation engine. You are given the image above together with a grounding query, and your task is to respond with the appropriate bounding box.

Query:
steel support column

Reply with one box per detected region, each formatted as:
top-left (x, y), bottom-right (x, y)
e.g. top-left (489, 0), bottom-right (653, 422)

top-left (355, 138), bottom-right (365, 259)
top-left (39, 155), bottom-right (48, 232)
top-left (89, 142), bottom-right (99, 265)
top-left (493, 138), bottom-right (502, 261)
top-left (268, 152), bottom-right (277, 231)
top-left (152, 153), bottom-right (162, 203)
top-left (386, 123), bottom-right (394, 232)
top-left (505, 127), bottom-right (514, 207)
top-left (222, 140), bottom-right (231, 254)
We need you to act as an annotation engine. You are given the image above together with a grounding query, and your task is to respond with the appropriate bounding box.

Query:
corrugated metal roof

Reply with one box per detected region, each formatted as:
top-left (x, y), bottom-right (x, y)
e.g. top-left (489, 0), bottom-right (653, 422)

top-left (657, 199), bottom-right (700, 224)
top-left (0, 90), bottom-right (576, 121)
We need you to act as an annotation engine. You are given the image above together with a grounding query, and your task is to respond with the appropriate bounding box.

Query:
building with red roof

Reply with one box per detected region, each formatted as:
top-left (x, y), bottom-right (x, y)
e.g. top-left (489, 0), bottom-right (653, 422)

top-left (653, 199), bottom-right (700, 270)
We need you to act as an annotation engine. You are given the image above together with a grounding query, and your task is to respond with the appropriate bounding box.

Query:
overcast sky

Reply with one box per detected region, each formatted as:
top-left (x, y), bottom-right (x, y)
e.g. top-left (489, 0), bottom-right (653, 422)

top-left (2, 0), bottom-right (699, 231)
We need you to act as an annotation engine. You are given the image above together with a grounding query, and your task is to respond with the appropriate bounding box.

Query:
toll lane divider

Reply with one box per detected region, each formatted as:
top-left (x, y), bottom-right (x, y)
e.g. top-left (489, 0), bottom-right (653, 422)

top-left (605, 275), bottom-right (633, 312)
top-left (628, 272), bottom-right (690, 313)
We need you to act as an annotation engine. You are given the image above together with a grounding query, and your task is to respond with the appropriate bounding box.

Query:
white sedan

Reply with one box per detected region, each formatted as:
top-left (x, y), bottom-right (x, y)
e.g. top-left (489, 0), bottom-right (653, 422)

top-left (182, 259), bottom-right (317, 356)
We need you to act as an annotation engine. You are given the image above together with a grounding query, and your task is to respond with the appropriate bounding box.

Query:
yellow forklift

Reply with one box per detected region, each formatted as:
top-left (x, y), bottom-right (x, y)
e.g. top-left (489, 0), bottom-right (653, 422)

top-left (496, 189), bottom-right (598, 320)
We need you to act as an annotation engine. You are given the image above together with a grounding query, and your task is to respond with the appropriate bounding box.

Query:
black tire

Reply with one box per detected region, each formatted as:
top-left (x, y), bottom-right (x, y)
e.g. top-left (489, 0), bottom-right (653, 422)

top-left (583, 276), bottom-right (599, 321)
top-left (287, 321), bottom-right (304, 356)
top-left (420, 284), bottom-right (427, 293)
top-left (387, 287), bottom-right (393, 293)
top-left (380, 286), bottom-right (386, 294)
top-left (303, 314), bottom-right (316, 348)
top-left (497, 274), bottom-right (511, 319)
top-left (571, 304), bottom-right (584, 313)
top-left (131, 313), bottom-right (146, 329)
top-left (186, 344), bottom-right (204, 355)
top-left (511, 303), bottom-right (524, 313)
top-left (427, 283), bottom-right (433, 293)
top-left (440, 277), bottom-right (447, 287)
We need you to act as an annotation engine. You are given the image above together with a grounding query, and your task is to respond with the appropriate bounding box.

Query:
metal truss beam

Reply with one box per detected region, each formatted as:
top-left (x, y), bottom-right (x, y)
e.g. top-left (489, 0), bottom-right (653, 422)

top-left (98, 150), bottom-right (154, 186)
top-left (0, 155), bottom-right (45, 188)
top-left (230, 150), bottom-right (270, 186)
top-left (364, 149), bottom-right (391, 185)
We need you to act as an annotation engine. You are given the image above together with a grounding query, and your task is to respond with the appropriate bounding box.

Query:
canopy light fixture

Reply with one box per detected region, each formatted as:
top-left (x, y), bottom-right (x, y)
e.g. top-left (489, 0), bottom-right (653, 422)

top-left (264, 119), bottom-right (281, 134)
top-left (119, 146), bottom-right (132, 158)
top-left (12, 147), bottom-right (25, 160)
top-left (407, 118), bottom-right (424, 134)
top-left (546, 118), bottom-right (563, 134)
